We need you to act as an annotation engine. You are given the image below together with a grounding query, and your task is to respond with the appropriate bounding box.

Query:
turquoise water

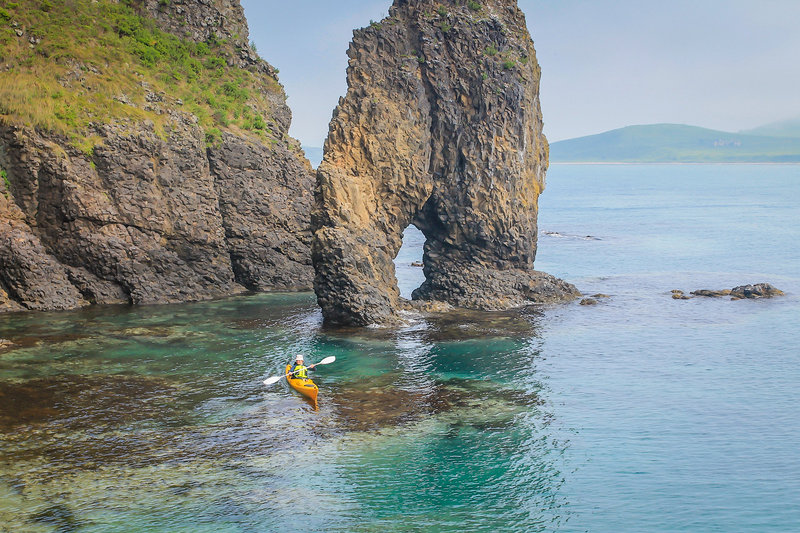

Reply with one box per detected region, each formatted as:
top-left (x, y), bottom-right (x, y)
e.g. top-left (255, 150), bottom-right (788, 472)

top-left (1, 164), bottom-right (799, 531)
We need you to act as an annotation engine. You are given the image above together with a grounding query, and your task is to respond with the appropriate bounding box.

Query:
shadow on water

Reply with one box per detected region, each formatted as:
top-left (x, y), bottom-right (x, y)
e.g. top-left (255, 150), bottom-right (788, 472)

top-left (0, 294), bottom-right (572, 531)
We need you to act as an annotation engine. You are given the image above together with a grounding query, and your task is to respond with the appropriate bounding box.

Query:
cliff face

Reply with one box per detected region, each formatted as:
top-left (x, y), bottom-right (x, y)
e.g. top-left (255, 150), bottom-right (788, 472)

top-left (313, 0), bottom-right (578, 325)
top-left (0, 0), bottom-right (313, 312)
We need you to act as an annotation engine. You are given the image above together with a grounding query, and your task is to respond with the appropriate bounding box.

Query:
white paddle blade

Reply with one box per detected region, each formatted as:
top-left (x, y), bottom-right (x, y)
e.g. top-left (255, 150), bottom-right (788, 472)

top-left (263, 375), bottom-right (282, 386)
top-left (318, 356), bottom-right (336, 365)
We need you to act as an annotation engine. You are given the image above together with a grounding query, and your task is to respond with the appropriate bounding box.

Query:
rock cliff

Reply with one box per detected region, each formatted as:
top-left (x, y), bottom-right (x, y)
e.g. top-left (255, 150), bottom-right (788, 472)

top-left (0, 0), bottom-right (313, 312)
top-left (313, 0), bottom-right (578, 325)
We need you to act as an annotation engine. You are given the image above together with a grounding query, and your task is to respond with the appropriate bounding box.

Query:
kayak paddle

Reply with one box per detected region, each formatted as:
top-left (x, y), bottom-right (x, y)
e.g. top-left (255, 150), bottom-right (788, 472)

top-left (262, 355), bottom-right (336, 386)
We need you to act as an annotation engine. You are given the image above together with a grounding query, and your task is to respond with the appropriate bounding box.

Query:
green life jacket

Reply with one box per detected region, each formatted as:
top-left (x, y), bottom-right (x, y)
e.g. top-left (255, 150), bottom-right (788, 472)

top-left (293, 363), bottom-right (308, 379)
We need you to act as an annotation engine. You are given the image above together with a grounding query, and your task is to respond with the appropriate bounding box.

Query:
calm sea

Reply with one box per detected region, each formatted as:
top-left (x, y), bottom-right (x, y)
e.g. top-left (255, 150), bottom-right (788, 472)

top-left (1, 164), bottom-right (798, 532)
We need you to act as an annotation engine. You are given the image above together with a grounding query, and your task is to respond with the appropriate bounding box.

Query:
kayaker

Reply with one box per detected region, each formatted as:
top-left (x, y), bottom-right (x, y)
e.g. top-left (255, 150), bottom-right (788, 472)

top-left (289, 354), bottom-right (316, 380)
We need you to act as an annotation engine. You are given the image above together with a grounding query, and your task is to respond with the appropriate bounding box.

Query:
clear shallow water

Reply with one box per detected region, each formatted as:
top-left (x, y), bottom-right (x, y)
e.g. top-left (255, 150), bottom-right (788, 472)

top-left (1, 164), bottom-right (799, 531)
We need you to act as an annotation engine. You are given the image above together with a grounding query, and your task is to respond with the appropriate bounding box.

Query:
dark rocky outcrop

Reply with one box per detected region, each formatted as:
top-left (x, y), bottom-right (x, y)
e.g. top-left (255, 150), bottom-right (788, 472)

top-left (312, 0), bottom-right (578, 325)
top-left (729, 283), bottom-right (784, 299)
top-left (0, 1), bottom-right (313, 312)
top-left (208, 132), bottom-right (314, 291)
top-left (133, 0), bottom-right (252, 58)
top-left (672, 283), bottom-right (784, 301)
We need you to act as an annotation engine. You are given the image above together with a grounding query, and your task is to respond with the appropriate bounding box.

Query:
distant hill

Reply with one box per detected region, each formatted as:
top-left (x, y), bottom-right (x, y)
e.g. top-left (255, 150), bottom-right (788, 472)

top-left (739, 118), bottom-right (800, 138)
top-left (549, 123), bottom-right (800, 163)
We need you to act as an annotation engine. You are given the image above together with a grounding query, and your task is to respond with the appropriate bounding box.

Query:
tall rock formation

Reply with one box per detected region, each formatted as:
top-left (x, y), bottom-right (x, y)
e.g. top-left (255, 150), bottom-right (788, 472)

top-left (313, 0), bottom-right (578, 326)
top-left (0, 0), bottom-right (314, 312)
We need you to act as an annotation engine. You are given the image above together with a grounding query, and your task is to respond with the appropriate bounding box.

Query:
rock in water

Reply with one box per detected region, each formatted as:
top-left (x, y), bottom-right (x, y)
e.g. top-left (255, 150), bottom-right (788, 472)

top-left (676, 284), bottom-right (784, 301)
top-left (730, 283), bottom-right (784, 300)
top-left (313, 0), bottom-right (579, 326)
top-left (690, 289), bottom-right (732, 298)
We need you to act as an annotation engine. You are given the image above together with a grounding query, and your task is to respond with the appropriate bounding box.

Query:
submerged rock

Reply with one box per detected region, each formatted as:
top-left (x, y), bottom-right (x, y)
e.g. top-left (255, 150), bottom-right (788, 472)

top-left (406, 299), bottom-right (455, 314)
top-left (0, 374), bottom-right (179, 431)
top-left (313, 0), bottom-right (578, 326)
top-left (0, 338), bottom-right (16, 351)
top-left (31, 503), bottom-right (84, 532)
top-left (328, 376), bottom-right (540, 433)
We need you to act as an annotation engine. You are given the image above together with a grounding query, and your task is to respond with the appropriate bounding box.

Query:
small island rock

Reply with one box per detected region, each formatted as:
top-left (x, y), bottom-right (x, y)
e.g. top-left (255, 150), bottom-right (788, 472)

top-left (312, 0), bottom-right (579, 326)
top-left (730, 283), bottom-right (784, 300)
top-left (674, 283), bottom-right (784, 301)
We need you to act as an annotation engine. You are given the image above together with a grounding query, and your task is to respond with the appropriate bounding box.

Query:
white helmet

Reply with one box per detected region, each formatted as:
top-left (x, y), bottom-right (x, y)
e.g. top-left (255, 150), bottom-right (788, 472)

top-left (295, 354), bottom-right (304, 362)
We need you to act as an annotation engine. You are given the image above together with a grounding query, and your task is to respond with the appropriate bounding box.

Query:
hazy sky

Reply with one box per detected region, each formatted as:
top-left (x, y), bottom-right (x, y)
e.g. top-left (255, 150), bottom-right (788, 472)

top-left (241, 0), bottom-right (800, 145)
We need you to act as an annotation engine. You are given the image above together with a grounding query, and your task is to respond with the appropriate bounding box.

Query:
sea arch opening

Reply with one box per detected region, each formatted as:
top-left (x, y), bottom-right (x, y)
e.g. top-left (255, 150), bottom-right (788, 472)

top-left (393, 224), bottom-right (426, 300)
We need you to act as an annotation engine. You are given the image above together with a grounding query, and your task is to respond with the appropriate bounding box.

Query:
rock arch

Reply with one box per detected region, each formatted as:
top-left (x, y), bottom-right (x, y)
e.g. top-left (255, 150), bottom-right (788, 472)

top-left (312, 0), bottom-right (578, 326)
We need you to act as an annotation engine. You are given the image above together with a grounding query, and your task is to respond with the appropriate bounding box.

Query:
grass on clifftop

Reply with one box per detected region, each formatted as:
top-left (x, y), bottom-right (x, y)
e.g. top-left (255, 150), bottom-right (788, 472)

top-left (0, 0), bottom-right (282, 150)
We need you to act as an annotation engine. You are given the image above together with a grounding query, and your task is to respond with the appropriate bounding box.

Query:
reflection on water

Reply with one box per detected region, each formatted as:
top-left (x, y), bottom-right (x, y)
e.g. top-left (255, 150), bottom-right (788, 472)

top-left (0, 293), bottom-right (570, 532)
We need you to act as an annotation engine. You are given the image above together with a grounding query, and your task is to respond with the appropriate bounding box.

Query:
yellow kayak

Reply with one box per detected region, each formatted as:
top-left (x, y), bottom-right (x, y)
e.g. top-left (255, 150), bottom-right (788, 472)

top-left (285, 364), bottom-right (319, 405)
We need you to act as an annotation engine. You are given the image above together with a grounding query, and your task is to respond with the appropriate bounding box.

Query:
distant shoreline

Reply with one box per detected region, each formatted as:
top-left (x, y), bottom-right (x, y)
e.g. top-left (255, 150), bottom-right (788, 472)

top-left (548, 123), bottom-right (800, 165)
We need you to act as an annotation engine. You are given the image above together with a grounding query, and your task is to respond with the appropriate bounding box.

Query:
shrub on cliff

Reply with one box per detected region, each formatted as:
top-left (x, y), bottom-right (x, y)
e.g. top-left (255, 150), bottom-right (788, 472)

top-left (0, 0), bottom-right (280, 150)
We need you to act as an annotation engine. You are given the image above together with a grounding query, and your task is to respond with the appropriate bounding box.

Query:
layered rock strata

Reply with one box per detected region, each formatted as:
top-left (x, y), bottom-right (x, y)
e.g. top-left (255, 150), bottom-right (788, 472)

top-left (0, 1), bottom-right (313, 312)
top-left (313, 0), bottom-right (578, 325)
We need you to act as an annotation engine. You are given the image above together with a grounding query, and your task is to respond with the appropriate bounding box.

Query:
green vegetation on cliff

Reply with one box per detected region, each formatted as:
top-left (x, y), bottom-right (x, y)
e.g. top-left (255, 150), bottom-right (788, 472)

top-left (0, 0), bottom-right (281, 149)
